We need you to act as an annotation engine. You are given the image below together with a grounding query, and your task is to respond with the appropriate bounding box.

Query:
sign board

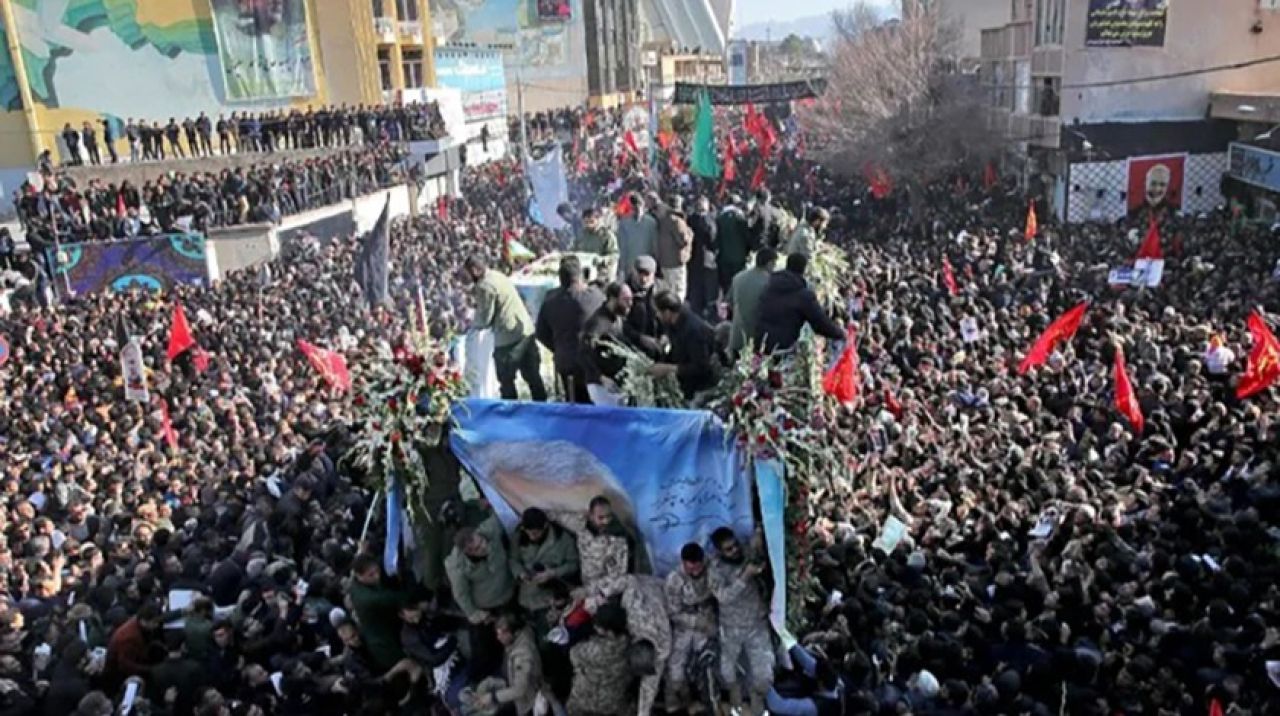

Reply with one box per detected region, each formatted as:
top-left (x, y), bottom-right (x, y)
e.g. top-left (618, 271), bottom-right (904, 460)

top-left (1108, 267), bottom-right (1134, 286)
top-left (1228, 142), bottom-right (1280, 193)
top-left (433, 48), bottom-right (508, 122)
top-left (1085, 0), bottom-right (1168, 47)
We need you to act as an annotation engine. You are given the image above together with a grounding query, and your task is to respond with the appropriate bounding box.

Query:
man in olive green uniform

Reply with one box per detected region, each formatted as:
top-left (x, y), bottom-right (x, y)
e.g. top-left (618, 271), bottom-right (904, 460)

top-left (573, 207), bottom-right (619, 257)
top-left (509, 508), bottom-right (580, 630)
top-left (465, 255), bottom-right (548, 401)
top-left (446, 516), bottom-right (516, 680)
top-left (347, 552), bottom-right (412, 672)
top-left (567, 603), bottom-right (632, 716)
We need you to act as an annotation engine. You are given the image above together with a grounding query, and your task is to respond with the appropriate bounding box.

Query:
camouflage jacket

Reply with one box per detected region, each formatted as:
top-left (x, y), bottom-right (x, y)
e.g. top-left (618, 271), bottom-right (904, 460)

top-left (568, 633), bottom-right (632, 715)
top-left (664, 569), bottom-right (717, 635)
top-left (577, 527), bottom-right (631, 589)
top-left (707, 554), bottom-right (769, 631)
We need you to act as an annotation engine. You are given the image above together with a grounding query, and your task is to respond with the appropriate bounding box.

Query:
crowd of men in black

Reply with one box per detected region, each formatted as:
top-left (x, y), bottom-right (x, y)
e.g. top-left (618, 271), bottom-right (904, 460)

top-left (55, 103), bottom-right (446, 168)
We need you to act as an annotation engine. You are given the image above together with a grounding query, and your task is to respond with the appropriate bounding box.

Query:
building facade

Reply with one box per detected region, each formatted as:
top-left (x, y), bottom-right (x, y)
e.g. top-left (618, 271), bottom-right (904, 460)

top-left (583, 0), bottom-right (641, 106)
top-left (981, 0), bottom-right (1280, 224)
top-left (371, 0), bottom-right (440, 100)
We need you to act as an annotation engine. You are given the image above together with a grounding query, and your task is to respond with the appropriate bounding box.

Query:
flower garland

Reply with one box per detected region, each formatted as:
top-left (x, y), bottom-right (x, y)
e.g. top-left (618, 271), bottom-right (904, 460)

top-left (709, 330), bottom-right (851, 629)
top-left (346, 333), bottom-right (469, 524)
top-left (605, 339), bottom-right (685, 408)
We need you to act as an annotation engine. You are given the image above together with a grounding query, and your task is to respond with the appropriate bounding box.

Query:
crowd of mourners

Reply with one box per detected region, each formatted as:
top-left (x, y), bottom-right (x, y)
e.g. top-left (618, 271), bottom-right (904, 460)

top-left (0, 98), bottom-right (1277, 716)
top-left (13, 145), bottom-right (411, 247)
top-left (56, 102), bottom-right (446, 168)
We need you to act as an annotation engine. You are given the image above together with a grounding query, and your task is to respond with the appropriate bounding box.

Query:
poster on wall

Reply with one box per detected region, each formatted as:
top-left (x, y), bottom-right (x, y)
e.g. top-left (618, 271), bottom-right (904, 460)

top-left (1127, 154), bottom-right (1185, 217)
top-left (209, 0), bottom-right (317, 101)
top-left (1085, 0), bottom-right (1170, 47)
top-left (537, 0), bottom-right (572, 21)
top-left (432, 0), bottom-right (581, 80)
top-left (433, 49), bottom-right (508, 122)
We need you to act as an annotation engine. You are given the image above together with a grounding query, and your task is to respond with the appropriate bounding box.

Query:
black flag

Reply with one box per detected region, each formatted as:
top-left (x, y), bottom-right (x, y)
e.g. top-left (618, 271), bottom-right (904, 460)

top-left (356, 196), bottom-right (391, 308)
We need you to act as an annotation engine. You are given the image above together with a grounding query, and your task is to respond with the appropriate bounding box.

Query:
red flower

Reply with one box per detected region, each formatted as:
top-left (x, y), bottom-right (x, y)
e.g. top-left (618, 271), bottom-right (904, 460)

top-left (756, 434), bottom-right (767, 445)
top-left (768, 371), bottom-right (783, 389)
top-left (732, 394), bottom-right (745, 407)
top-left (354, 395), bottom-right (366, 407)
top-left (387, 397), bottom-right (398, 411)
top-left (782, 418), bottom-right (797, 431)
top-left (768, 426), bottom-right (780, 440)
top-left (390, 431), bottom-right (402, 444)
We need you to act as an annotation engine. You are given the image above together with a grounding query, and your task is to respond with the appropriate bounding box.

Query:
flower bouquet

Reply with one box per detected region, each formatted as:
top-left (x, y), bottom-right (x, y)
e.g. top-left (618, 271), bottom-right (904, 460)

top-left (604, 339), bottom-right (684, 408)
top-left (346, 332), bottom-right (469, 523)
top-left (708, 330), bottom-right (851, 628)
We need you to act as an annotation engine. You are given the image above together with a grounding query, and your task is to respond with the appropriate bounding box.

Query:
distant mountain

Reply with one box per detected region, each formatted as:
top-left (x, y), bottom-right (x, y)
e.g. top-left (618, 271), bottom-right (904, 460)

top-left (735, 13), bottom-right (836, 43)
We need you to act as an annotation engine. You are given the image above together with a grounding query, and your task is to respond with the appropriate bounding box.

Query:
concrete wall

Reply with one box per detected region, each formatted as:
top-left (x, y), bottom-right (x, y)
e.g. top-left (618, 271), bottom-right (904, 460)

top-left (939, 0), bottom-right (1011, 61)
top-left (1062, 0), bottom-right (1280, 124)
top-left (206, 223), bottom-right (279, 279)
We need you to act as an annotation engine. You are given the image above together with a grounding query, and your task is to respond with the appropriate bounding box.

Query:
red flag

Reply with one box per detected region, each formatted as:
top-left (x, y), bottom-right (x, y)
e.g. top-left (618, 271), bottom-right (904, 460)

top-left (883, 387), bottom-right (903, 418)
top-left (166, 303), bottom-right (196, 361)
top-left (437, 195), bottom-right (450, 223)
top-left (615, 193), bottom-right (634, 218)
top-left (623, 130), bottom-right (640, 157)
top-left (941, 257), bottom-right (959, 296)
top-left (983, 161), bottom-right (998, 191)
top-left (1018, 302), bottom-right (1089, 375)
top-left (750, 163), bottom-right (766, 191)
top-left (1237, 310), bottom-right (1280, 399)
top-left (822, 327), bottom-right (860, 405)
top-left (656, 130), bottom-right (673, 151)
top-left (1209, 700), bottom-right (1224, 716)
top-left (1024, 200), bottom-right (1038, 241)
top-left (502, 227), bottom-right (516, 264)
top-left (298, 340), bottom-right (352, 392)
top-left (723, 134), bottom-right (738, 182)
top-left (1113, 345), bottom-right (1144, 434)
top-left (115, 192), bottom-right (126, 218)
top-left (1136, 216), bottom-right (1163, 260)
top-left (866, 165), bottom-right (892, 199)
top-left (159, 398), bottom-right (179, 451)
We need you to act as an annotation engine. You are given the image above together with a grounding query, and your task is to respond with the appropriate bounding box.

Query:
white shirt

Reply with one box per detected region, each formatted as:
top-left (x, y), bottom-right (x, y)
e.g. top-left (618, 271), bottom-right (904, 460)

top-left (1204, 345), bottom-right (1235, 375)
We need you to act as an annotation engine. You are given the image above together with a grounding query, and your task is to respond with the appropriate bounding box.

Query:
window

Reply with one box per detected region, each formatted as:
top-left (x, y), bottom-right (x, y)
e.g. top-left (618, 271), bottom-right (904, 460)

top-left (1036, 77), bottom-right (1059, 116)
top-left (371, 0), bottom-right (385, 18)
top-left (396, 0), bottom-right (419, 21)
top-left (1034, 0), bottom-right (1065, 46)
top-left (378, 49), bottom-right (393, 90)
top-left (402, 50), bottom-right (424, 88)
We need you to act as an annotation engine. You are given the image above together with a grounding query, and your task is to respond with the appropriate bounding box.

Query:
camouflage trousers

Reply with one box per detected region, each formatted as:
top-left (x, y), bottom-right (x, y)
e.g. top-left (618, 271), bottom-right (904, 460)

top-left (665, 627), bottom-right (710, 706)
top-left (718, 624), bottom-right (774, 697)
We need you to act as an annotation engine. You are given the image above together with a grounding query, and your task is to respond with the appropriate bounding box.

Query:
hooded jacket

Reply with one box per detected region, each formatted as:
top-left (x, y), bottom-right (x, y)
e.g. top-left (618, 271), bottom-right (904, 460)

top-left (753, 270), bottom-right (844, 351)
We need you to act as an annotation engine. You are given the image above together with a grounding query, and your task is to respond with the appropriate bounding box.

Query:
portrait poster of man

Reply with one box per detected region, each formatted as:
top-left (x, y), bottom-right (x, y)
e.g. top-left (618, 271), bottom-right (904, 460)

top-left (1127, 154), bottom-right (1185, 218)
top-left (1085, 0), bottom-right (1170, 47)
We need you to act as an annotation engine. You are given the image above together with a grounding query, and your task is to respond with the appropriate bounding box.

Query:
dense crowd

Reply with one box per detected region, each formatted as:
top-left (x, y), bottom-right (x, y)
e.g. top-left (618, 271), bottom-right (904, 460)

top-left (0, 100), bottom-right (1277, 716)
top-left (15, 145), bottom-right (411, 247)
top-left (57, 102), bottom-right (446, 168)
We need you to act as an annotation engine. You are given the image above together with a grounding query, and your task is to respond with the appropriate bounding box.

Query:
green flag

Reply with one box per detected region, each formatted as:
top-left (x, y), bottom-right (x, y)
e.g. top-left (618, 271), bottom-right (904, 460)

top-left (690, 90), bottom-right (721, 179)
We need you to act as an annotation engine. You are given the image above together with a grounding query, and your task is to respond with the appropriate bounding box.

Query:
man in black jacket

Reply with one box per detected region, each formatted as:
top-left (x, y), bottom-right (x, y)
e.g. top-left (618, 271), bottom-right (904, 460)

top-left (625, 256), bottom-right (664, 355)
top-left (536, 256), bottom-right (604, 403)
top-left (754, 253), bottom-right (845, 352)
top-left (581, 281), bottom-right (636, 406)
top-left (687, 195), bottom-right (719, 317)
top-left (650, 290), bottom-right (720, 400)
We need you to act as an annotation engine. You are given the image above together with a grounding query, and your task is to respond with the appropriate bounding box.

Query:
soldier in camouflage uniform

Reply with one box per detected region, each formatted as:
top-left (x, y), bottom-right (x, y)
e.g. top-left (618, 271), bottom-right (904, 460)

top-left (567, 603), bottom-right (633, 716)
top-left (708, 527), bottom-right (774, 716)
top-left (664, 543), bottom-right (718, 712)
top-left (586, 574), bottom-right (672, 716)
top-left (556, 496), bottom-right (637, 589)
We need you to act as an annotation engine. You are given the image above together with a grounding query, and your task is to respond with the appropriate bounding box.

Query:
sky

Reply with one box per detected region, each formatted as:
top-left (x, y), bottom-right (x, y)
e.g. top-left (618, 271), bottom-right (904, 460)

top-left (734, 0), bottom-right (868, 28)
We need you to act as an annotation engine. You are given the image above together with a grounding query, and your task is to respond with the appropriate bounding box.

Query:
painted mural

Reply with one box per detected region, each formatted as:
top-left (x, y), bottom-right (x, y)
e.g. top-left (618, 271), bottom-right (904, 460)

top-left (1, 0), bottom-right (317, 121)
top-left (433, 0), bottom-right (585, 81)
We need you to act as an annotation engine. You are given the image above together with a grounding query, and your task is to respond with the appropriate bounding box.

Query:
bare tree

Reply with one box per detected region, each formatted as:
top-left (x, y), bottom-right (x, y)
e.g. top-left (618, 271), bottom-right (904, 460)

top-left (806, 0), bottom-right (999, 196)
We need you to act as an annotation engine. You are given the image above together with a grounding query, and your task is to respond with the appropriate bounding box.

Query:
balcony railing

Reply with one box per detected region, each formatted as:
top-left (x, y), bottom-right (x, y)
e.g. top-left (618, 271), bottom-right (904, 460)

top-left (399, 20), bottom-right (423, 43)
top-left (374, 16), bottom-right (396, 41)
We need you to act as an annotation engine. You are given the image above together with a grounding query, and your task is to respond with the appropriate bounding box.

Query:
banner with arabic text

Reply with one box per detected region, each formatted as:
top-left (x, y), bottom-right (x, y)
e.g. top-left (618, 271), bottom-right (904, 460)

top-left (673, 79), bottom-right (827, 106)
top-left (1085, 0), bottom-right (1168, 47)
top-left (450, 400), bottom-right (755, 575)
